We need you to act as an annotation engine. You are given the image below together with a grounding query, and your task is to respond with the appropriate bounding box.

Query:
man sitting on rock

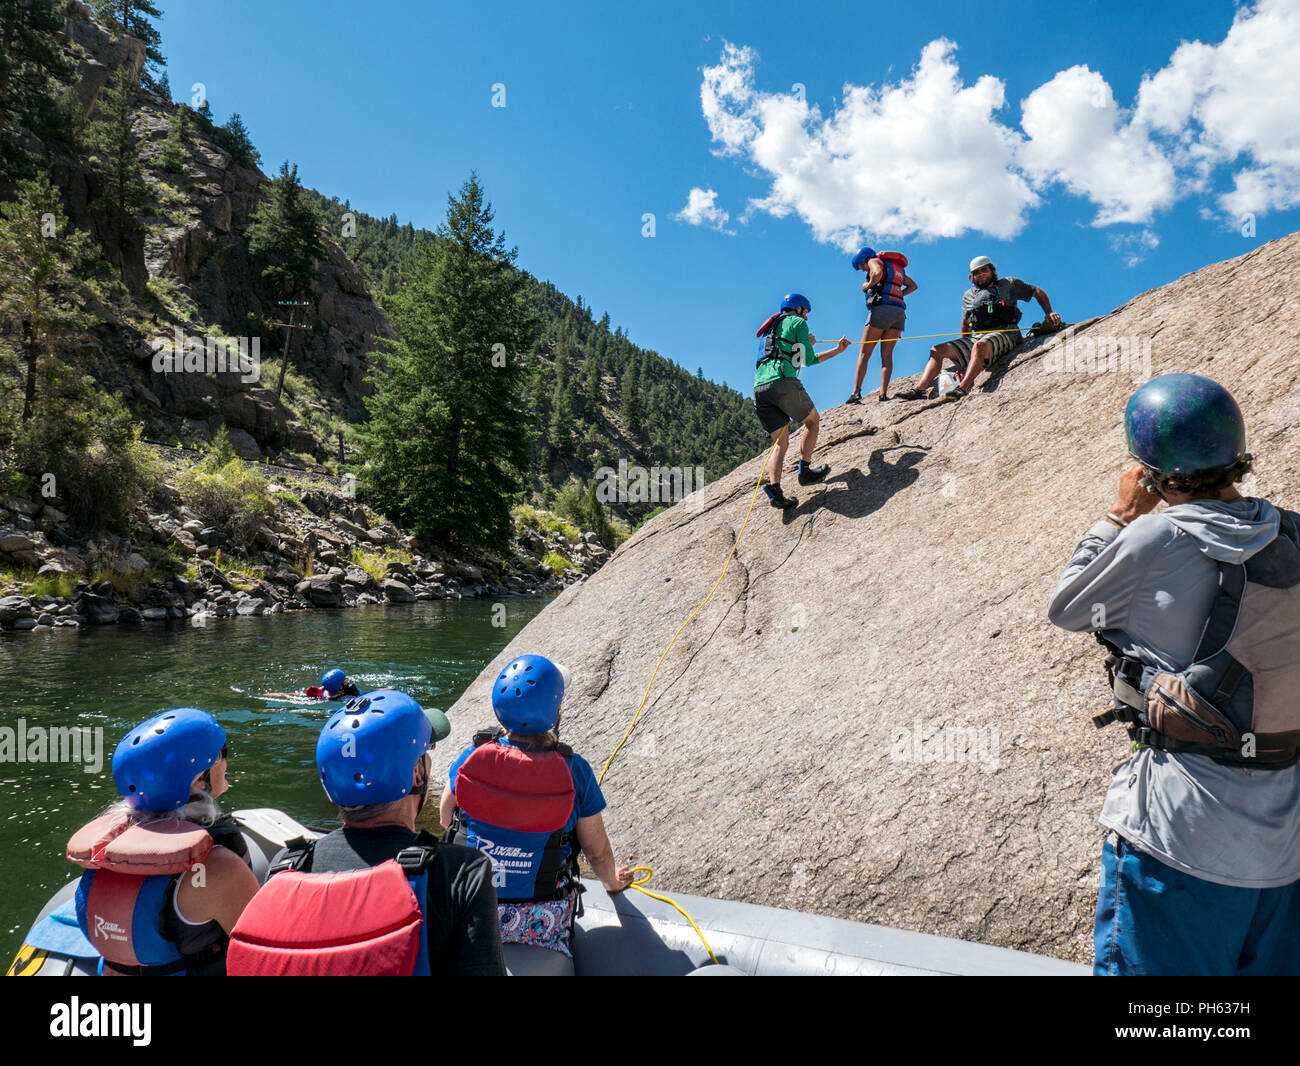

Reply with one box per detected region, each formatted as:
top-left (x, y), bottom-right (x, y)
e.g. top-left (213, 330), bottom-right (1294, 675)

top-left (897, 256), bottom-right (1059, 401)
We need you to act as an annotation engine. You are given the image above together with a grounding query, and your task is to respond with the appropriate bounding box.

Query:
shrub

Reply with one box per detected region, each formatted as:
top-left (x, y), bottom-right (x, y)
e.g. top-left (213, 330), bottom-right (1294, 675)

top-left (350, 546), bottom-right (412, 583)
top-left (175, 431), bottom-right (275, 546)
top-left (542, 551), bottom-right (578, 574)
top-left (27, 571), bottom-right (77, 600)
top-left (0, 390), bottom-right (161, 533)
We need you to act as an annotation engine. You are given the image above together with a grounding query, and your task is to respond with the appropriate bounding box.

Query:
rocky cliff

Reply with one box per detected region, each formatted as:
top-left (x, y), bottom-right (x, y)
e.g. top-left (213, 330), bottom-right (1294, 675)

top-left (52, 3), bottom-right (393, 461)
top-left (441, 230), bottom-right (1300, 961)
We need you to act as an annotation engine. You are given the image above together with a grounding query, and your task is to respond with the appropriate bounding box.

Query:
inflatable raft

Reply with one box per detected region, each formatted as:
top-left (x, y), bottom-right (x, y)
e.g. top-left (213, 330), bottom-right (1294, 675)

top-left (9, 808), bottom-right (1086, 977)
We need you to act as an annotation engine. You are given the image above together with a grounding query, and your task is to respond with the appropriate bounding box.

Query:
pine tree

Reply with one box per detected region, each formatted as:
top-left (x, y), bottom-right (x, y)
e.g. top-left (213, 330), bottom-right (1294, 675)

top-left (246, 161), bottom-right (324, 398)
top-left (84, 66), bottom-right (147, 219)
top-left (583, 355), bottom-right (602, 412)
top-left (157, 102), bottom-right (190, 172)
top-left (0, 176), bottom-right (98, 423)
top-left (214, 112), bottom-right (260, 167)
top-left (359, 174), bottom-right (539, 550)
top-left (0, 0), bottom-right (80, 185)
top-left (91, 1), bottom-right (165, 92)
top-left (620, 357), bottom-right (641, 434)
top-left (549, 342), bottom-right (574, 448)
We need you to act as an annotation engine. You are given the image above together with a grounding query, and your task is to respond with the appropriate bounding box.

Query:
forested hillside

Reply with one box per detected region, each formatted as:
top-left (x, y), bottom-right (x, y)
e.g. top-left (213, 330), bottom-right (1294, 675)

top-left (307, 192), bottom-right (766, 517)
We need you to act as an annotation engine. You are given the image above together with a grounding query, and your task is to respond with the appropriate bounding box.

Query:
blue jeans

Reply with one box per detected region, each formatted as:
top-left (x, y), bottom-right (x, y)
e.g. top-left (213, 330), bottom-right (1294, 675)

top-left (1094, 833), bottom-right (1300, 975)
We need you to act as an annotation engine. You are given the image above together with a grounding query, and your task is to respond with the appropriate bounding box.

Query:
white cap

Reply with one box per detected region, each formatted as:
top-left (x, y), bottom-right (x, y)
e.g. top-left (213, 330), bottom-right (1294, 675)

top-left (969, 255), bottom-right (994, 273)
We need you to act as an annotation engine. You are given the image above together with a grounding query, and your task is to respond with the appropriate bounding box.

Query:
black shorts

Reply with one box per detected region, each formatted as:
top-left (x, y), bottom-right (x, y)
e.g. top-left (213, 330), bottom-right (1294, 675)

top-left (753, 376), bottom-right (815, 434)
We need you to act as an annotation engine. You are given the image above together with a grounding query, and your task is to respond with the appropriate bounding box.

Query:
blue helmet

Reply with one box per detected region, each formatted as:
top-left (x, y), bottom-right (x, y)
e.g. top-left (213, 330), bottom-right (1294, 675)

top-left (491, 655), bottom-right (565, 734)
top-left (112, 708), bottom-right (226, 811)
top-left (851, 246), bottom-right (876, 270)
top-left (317, 690), bottom-right (433, 805)
top-left (320, 668), bottom-right (347, 695)
top-left (1125, 373), bottom-right (1247, 476)
top-left (780, 292), bottom-right (811, 313)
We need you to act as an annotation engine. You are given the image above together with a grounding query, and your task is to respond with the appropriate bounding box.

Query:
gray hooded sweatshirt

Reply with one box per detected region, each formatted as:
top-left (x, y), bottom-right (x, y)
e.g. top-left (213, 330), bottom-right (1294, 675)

top-left (1048, 498), bottom-right (1300, 888)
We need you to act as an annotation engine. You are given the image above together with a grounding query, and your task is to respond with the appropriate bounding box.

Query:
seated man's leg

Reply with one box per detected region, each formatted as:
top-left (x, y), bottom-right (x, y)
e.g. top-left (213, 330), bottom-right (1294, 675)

top-left (958, 338), bottom-right (990, 391)
top-left (914, 345), bottom-right (950, 392)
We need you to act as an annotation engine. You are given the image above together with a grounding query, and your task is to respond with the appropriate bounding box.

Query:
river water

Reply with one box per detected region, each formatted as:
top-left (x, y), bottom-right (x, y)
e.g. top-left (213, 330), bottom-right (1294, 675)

top-left (0, 597), bottom-right (549, 962)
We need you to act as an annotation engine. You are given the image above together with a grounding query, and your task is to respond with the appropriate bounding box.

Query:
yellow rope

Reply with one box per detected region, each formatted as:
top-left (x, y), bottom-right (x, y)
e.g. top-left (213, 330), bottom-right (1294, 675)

top-left (597, 437), bottom-right (780, 786)
top-left (593, 441), bottom-right (783, 970)
top-left (845, 326), bottom-right (1028, 344)
top-left (627, 867), bottom-right (718, 966)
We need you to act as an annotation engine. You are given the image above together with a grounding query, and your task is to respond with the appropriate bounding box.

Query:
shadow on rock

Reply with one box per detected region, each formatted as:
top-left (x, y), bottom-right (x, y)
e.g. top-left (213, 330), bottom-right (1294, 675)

top-left (784, 445), bottom-right (926, 522)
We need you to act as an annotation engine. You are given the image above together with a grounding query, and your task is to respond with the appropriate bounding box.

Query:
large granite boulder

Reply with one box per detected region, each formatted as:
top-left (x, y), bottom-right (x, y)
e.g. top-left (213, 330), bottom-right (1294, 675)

top-left (441, 231), bottom-right (1300, 964)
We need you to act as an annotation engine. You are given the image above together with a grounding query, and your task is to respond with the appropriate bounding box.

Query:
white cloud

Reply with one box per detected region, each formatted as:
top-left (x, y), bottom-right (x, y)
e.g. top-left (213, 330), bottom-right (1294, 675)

top-left (674, 187), bottom-right (733, 232)
top-left (700, 39), bottom-right (1038, 246)
top-left (1108, 228), bottom-right (1160, 268)
top-left (1018, 67), bottom-right (1177, 225)
top-left (694, 2), bottom-right (1300, 245)
top-left (1134, 0), bottom-right (1300, 217)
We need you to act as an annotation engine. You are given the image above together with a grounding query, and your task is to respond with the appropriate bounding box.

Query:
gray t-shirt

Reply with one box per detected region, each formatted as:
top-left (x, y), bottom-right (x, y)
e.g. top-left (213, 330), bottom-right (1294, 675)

top-left (1047, 500), bottom-right (1300, 888)
top-left (962, 276), bottom-right (1035, 329)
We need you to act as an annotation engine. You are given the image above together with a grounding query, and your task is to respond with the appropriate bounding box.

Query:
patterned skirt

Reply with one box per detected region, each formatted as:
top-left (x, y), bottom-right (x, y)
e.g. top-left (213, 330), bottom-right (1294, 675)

top-left (498, 890), bottom-right (580, 956)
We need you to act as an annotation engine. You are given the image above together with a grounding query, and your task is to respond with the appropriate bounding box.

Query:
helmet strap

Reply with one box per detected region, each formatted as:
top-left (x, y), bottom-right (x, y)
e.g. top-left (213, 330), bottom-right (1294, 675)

top-left (409, 752), bottom-right (431, 814)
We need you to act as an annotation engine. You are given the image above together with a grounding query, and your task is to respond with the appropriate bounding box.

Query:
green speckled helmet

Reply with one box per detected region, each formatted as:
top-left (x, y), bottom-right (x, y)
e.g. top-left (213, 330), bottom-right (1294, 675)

top-left (1125, 373), bottom-right (1246, 475)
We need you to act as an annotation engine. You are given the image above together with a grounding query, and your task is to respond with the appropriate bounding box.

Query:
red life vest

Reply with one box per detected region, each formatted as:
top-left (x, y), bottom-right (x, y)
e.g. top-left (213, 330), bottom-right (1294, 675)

top-left (304, 686), bottom-right (326, 699)
top-left (866, 251), bottom-right (909, 309)
top-left (67, 812), bottom-right (216, 974)
top-left (225, 839), bottom-right (435, 977)
top-left (445, 730), bottom-right (580, 902)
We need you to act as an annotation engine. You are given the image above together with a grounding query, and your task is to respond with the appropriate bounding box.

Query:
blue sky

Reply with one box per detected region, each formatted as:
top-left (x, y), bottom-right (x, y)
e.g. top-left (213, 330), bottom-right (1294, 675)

top-left (157, 1), bottom-right (1299, 413)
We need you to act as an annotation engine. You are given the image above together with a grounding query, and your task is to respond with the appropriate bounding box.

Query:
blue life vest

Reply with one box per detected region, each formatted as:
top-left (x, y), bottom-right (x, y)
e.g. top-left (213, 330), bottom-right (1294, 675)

top-left (447, 730), bottom-right (580, 903)
top-left (866, 253), bottom-right (908, 309)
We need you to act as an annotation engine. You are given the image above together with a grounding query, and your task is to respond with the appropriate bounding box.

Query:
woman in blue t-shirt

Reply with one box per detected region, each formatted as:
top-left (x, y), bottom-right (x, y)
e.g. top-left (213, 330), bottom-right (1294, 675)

top-left (439, 655), bottom-right (633, 956)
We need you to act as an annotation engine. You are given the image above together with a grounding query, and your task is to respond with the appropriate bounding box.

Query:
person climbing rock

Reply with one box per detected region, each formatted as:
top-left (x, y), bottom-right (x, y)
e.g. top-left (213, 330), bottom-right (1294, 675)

top-left (1047, 374), bottom-right (1300, 976)
top-left (226, 690), bottom-right (507, 976)
top-left (753, 292), bottom-right (850, 509)
top-left (66, 709), bottom-right (260, 976)
top-left (897, 256), bottom-right (1058, 401)
top-left (846, 246), bottom-right (917, 403)
top-left (440, 655), bottom-right (633, 960)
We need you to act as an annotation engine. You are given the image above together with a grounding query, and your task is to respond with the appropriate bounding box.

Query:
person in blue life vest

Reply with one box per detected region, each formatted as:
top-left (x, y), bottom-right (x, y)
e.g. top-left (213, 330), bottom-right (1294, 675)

top-left (753, 292), bottom-right (851, 510)
top-left (1048, 374), bottom-right (1300, 975)
top-left (225, 690), bottom-right (506, 976)
top-left (439, 655), bottom-right (635, 957)
top-left (897, 256), bottom-right (1059, 401)
top-left (846, 246), bottom-right (918, 404)
top-left (65, 709), bottom-right (260, 976)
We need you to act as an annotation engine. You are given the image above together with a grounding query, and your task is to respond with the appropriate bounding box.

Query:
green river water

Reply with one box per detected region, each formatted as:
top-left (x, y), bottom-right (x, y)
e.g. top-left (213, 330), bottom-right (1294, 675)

top-left (0, 596), bottom-right (550, 963)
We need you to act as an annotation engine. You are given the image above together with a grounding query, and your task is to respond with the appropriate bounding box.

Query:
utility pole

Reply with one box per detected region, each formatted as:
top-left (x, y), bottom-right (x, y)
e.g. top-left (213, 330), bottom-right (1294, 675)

top-left (272, 298), bottom-right (312, 399)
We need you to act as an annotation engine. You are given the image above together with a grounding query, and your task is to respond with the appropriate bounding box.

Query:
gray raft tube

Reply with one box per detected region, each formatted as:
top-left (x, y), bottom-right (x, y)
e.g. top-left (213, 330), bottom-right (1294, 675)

top-left (18, 808), bottom-right (1087, 977)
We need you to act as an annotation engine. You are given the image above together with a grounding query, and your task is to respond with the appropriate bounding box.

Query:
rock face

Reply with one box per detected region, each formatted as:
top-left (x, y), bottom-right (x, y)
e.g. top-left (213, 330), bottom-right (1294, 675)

top-left (55, 5), bottom-right (396, 457)
top-left (443, 230), bottom-right (1300, 963)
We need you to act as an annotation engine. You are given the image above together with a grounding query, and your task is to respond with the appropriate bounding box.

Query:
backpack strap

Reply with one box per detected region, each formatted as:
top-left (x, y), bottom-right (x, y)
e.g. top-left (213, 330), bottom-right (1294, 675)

top-left (269, 837), bottom-right (316, 876)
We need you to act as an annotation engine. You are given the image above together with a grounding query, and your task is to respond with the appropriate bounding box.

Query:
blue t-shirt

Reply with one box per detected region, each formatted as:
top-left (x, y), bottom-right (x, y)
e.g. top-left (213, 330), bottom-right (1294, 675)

top-left (449, 737), bottom-right (606, 882)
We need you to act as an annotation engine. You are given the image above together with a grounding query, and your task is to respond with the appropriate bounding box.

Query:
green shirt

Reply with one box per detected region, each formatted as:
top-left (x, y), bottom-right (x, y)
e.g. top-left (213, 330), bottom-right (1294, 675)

top-left (755, 315), bottom-right (818, 387)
